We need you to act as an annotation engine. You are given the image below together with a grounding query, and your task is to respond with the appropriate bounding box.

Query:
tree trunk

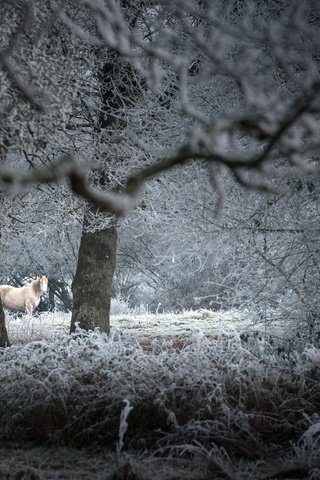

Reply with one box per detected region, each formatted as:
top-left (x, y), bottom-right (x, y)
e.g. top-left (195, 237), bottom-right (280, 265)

top-left (70, 212), bottom-right (117, 333)
top-left (0, 298), bottom-right (10, 347)
top-left (70, 52), bottom-right (141, 334)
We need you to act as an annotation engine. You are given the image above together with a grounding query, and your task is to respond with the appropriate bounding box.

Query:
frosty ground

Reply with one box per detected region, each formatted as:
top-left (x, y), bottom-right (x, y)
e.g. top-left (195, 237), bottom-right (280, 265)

top-left (4, 308), bottom-right (298, 347)
top-left (1, 309), bottom-right (320, 479)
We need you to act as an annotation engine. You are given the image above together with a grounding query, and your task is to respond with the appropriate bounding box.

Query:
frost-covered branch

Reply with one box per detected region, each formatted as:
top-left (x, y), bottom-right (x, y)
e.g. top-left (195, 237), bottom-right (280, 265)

top-left (0, 0), bottom-right (44, 111)
top-left (1, 72), bottom-right (319, 215)
top-left (0, 155), bottom-right (137, 214)
top-left (2, 0), bottom-right (320, 210)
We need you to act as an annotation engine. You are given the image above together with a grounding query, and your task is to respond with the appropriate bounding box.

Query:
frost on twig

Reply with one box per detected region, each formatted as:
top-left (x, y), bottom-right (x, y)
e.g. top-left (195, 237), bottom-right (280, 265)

top-left (0, 0), bottom-right (44, 111)
top-left (116, 399), bottom-right (133, 460)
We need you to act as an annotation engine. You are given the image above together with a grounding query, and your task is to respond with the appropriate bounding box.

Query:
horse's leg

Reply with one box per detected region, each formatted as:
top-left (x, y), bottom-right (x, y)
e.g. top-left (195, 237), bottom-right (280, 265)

top-left (25, 300), bottom-right (33, 317)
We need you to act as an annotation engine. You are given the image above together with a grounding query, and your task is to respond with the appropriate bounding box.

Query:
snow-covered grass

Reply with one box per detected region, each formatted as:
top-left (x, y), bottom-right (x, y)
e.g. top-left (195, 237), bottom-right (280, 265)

top-left (5, 311), bottom-right (71, 344)
top-left (1, 309), bottom-right (320, 479)
top-left (5, 307), bottom-right (295, 348)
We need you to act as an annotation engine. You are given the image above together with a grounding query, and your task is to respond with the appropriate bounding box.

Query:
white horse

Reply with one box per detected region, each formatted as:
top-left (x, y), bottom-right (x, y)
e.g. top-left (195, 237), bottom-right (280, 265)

top-left (0, 275), bottom-right (48, 316)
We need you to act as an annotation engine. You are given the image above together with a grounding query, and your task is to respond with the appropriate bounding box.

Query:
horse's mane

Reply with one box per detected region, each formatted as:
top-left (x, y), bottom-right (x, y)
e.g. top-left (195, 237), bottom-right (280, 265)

top-left (30, 278), bottom-right (40, 289)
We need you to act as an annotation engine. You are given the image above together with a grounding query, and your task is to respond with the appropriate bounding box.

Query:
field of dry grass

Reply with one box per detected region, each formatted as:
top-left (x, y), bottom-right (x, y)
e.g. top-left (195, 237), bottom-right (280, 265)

top-left (1, 310), bottom-right (319, 479)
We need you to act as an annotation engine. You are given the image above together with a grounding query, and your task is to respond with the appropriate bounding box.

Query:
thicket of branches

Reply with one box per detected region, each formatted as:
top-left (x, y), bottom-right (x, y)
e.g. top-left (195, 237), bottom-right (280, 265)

top-left (0, 0), bottom-right (319, 340)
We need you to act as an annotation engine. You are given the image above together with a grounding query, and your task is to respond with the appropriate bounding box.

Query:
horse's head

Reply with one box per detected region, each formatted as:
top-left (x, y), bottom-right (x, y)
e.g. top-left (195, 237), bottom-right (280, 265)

top-left (39, 274), bottom-right (48, 294)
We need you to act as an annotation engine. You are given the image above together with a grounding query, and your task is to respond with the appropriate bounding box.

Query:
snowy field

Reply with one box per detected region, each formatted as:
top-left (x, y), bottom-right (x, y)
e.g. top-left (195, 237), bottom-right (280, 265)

top-left (5, 308), bottom-right (286, 347)
top-left (1, 309), bottom-right (320, 479)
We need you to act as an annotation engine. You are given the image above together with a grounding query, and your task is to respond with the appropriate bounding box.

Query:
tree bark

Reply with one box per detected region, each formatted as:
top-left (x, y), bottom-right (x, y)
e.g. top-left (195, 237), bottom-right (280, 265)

top-left (0, 297), bottom-right (10, 347)
top-left (70, 211), bottom-right (117, 333)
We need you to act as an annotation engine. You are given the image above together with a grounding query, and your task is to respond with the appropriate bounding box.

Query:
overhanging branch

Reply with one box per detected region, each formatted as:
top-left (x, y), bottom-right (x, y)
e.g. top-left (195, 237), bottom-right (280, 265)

top-left (0, 80), bottom-right (320, 214)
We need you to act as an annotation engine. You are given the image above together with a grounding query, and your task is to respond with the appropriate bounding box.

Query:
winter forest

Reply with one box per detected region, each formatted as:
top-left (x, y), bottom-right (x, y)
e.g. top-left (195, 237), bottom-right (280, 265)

top-left (0, 0), bottom-right (320, 478)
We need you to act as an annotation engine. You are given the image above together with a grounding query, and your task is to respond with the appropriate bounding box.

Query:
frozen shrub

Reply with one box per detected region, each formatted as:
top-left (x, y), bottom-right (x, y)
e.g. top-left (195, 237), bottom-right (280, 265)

top-left (0, 326), bottom-right (318, 460)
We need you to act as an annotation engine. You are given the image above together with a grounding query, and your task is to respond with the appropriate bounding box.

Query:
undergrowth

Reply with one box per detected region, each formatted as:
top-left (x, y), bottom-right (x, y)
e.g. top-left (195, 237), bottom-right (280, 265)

top-left (0, 328), bottom-right (320, 478)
